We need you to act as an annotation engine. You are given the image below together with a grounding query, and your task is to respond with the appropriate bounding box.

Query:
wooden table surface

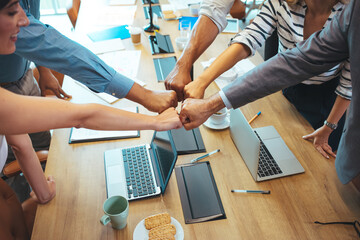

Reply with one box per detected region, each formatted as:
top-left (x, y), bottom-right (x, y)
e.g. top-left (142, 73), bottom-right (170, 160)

top-left (31, 0), bottom-right (360, 239)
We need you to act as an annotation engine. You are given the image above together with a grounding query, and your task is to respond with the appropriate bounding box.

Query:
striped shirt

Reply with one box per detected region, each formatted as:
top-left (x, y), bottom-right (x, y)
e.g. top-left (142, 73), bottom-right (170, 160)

top-left (230, 0), bottom-right (351, 99)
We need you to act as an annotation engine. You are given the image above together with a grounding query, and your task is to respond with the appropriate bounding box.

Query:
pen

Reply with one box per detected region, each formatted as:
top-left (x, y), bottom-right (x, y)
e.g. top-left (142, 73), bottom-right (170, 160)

top-left (231, 189), bottom-right (270, 194)
top-left (248, 111), bottom-right (261, 124)
top-left (190, 149), bottom-right (220, 163)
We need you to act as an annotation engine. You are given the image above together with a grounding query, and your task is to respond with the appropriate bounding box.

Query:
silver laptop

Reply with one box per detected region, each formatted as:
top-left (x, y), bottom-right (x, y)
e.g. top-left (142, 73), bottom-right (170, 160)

top-left (229, 109), bottom-right (304, 181)
top-left (104, 131), bottom-right (177, 200)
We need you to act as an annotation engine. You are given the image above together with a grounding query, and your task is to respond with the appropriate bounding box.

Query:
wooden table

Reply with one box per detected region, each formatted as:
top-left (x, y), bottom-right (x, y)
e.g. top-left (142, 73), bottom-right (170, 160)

top-left (31, 0), bottom-right (360, 239)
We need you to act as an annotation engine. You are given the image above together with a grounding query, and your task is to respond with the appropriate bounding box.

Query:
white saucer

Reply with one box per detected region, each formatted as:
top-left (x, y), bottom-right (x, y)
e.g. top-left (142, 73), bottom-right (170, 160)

top-left (203, 114), bottom-right (230, 130)
top-left (133, 217), bottom-right (184, 240)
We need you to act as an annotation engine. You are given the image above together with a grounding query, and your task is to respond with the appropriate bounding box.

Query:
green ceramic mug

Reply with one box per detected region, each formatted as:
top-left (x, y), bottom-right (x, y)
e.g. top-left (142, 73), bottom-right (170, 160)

top-left (100, 195), bottom-right (129, 230)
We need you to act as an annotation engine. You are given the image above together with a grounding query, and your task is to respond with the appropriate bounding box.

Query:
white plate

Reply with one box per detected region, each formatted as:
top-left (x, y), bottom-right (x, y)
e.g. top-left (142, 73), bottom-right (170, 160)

top-left (203, 114), bottom-right (230, 130)
top-left (133, 217), bottom-right (184, 240)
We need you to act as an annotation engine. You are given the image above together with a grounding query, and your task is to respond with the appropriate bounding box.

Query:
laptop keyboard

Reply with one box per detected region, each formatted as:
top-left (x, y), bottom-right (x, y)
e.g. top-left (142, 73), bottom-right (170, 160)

top-left (254, 131), bottom-right (283, 178)
top-left (122, 145), bottom-right (157, 199)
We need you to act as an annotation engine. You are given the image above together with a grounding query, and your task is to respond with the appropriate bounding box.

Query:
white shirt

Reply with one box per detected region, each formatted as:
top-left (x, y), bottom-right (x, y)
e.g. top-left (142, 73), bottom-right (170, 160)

top-left (199, 0), bottom-right (236, 32)
top-left (0, 135), bottom-right (8, 172)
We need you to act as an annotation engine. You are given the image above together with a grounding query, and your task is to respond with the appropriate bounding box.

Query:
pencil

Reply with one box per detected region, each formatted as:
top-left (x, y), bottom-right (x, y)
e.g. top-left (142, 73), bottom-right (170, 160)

top-left (248, 111), bottom-right (261, 124)
top-left (190, 149), bottom-right (220, 163)
top-left (231, 190), bottom-right (270, 194)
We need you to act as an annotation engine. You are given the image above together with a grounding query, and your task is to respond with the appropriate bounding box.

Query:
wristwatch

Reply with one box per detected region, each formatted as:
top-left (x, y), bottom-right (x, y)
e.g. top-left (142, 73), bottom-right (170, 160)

top-left (324, 120), bottom-right (338, 130)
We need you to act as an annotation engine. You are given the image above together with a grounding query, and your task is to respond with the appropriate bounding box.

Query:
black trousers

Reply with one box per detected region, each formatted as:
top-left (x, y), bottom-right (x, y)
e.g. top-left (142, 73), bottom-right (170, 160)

top-left (282, 77), bottom-right (346, 151)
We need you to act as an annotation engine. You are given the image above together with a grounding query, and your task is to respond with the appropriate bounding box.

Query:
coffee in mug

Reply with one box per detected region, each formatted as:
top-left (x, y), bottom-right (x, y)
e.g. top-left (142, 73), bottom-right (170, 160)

top-left (210, 108), bottom-right (227, 125)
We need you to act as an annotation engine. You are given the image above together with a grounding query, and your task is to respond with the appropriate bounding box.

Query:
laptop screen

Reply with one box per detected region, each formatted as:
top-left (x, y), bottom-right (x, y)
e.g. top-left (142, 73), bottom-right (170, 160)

top-left (151, 131), bottom-right (177, 190)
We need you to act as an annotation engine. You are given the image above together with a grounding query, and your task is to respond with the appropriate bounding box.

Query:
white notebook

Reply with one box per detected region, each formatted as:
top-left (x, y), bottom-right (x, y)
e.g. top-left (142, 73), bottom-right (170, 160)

top-left (68, 106), bottom-right (139, 144)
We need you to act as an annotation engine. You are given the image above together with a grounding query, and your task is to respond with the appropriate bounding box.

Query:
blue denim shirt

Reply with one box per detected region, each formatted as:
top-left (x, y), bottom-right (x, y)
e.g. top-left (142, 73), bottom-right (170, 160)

top-left (0, 0), bottom-right (134, 98)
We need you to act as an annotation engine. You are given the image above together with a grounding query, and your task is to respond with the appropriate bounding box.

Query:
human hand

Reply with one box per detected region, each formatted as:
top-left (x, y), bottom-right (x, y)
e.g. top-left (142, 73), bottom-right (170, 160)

top-left (183, 80), bottom-right (206, 99)
top-left (164, 63), bottom-right (192, 102)
top-left (302, 125), bottom-right (336, 159)
top-left (154, 108), bottom-right (183, 131)
top-left (30, 175), bottom-right (56, 204)
top-left (38, 70), bottom-right (71, 99)
top-left (179, 98), bottom-right (215, 130)
top-left (143, 90), bottom-right (178, 113)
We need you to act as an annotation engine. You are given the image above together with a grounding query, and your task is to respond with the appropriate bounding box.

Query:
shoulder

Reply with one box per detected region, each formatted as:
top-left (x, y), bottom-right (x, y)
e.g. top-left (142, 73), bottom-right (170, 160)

top-left (264, 0), bottom-right (304, 14)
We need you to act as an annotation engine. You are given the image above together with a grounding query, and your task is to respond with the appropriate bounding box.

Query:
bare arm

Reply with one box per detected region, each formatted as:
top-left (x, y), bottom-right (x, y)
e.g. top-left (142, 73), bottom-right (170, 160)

top-left (0, 88), bottom-right (182, 135)
top-left (303, 96), bottom-right (350, 158)
top-left (184, 43), bottom-right (250, 99)
top-left (165, 15), bottom-right (219, 101)
top-left (5, 134), bottom-right (56, 204)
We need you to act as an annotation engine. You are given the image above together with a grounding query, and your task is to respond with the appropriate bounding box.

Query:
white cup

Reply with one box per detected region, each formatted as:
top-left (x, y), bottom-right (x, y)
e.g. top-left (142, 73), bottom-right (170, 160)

top-left (210, 108), bottom-right (227, 125)
top-left (175, 36), bottom-right (188, 51)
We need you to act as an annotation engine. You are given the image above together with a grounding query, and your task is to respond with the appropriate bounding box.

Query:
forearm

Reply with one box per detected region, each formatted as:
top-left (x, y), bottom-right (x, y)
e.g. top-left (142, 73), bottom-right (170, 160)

top-left (0, 88), bottom-right (161, 134)
top-left (177, 15), bottom-right (219, 71)
top-left (326, 96), bottom-right (350, 124)
top-left (75, 104), bottom-right (159, 131)
top-left (205, 93), bottom-right (226, 114)
top-left (196, 43), bottom-right (250, 89)
top-left (5, 134), bottom-right (54, 204)
top-left (125, 83), bottom-right (151, 107)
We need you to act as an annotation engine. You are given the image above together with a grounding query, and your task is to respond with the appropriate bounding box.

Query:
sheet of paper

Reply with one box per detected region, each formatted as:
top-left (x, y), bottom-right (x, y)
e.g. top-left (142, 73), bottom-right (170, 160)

top-left (70, 127), bottom-right (138, 142)
top-left (76, 5), bottom-right (136, 34)
top-left (98, 50), bottom-right (146, 86)
top-left (74, 81), bottom-right (120, 104)
top-left (161, 4), bottom-right (174, 12)
top-left (201, 58), bottom-right (256, 90)
top-left (67, 32), bottom-right (125, 56)
top-left (73, 50), bottom-right (145, 104)
top-left (87, 38), bottom-right (125, 54)
top-left (69, 106), bottom-right (139, 143)
top-left (168, 0), bottom-right (200, 9)
top-left (97, 6), bottom-right (136, 26)
top-left (109, 0), bottom-right (136, 5)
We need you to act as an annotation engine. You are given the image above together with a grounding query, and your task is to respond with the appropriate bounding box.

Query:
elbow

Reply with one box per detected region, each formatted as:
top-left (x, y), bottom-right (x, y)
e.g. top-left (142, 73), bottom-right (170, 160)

top-left (7, 137), bottom-right (32, 156)
top-left (73, 104), bottom-right (99, 129)
top-left (33, 190), bottom-right (56, 204)
top-left (37, 196), bottom-right (54, 204)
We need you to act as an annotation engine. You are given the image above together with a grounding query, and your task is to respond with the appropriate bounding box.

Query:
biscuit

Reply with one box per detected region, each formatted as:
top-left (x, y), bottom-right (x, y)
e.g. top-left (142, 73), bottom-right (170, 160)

top-left (148, 232), bottom-right (175, 240)
top-left (162, 10), bottom-right (173, 14)
top-left (144, 213), bottom-right (171, 230)
top-left (149, 224), bottom-right (176, 238)
top-left (163, 13), bottom-right (177, 19)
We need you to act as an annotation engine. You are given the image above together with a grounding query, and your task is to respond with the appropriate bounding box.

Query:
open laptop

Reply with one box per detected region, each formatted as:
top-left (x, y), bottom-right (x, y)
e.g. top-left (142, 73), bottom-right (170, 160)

top-left (104, 130), bottom-right (177, 200)
top-left (229, 109), bottom-right (304, 181)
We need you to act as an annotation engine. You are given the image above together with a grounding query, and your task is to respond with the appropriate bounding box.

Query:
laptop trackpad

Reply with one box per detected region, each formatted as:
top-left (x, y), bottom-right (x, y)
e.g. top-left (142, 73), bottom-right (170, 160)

top-left (255, 126), bottom-right (280, 140)
top-left (263, 138), bottom-right (293, 161)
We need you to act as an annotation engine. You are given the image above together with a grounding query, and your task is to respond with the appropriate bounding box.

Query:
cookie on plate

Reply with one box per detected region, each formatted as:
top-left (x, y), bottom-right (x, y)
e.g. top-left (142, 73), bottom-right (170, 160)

top-left (144, 213), bottom-right (171, 230)
top-left (149, 224), bottom-right (176, 238)
top-left (148, 232), bottom-right (175, 240)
